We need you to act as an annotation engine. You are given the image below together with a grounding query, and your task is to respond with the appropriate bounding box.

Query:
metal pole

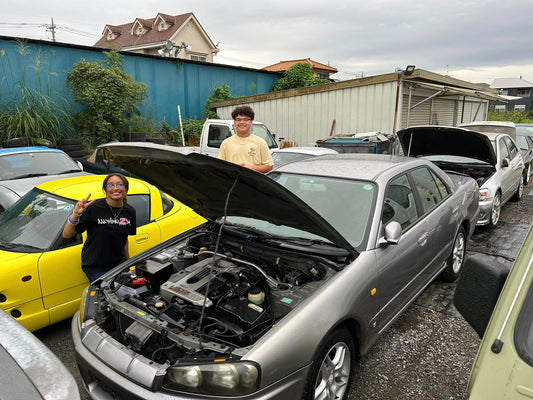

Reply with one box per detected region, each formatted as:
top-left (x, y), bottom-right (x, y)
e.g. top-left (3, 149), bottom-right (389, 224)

top-left (177, 105), bottom-right (186, 146)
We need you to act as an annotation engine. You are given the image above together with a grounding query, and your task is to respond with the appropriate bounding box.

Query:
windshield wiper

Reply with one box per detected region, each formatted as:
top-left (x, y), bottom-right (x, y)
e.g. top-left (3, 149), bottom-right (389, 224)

top-left (10, 173), bottom-right (49, 179)
top-left (0, 241), bottom-right (42, 251)
top-left (56, 169), bottom-right (82, 174)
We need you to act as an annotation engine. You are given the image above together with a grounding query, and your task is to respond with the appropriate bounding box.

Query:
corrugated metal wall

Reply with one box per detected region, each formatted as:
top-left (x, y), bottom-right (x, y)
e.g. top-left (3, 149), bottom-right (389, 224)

top-left (217, 81), bottom-right (398, 146)
top-left (0, 37), bottom-right (279, 127)
top-left (217, 81), bottom-right (489, 146)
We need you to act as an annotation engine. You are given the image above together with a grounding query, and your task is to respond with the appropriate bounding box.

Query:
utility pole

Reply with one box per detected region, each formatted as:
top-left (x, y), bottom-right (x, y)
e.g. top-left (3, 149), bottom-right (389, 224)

top-left (46, 18), bottom-right (56, 41)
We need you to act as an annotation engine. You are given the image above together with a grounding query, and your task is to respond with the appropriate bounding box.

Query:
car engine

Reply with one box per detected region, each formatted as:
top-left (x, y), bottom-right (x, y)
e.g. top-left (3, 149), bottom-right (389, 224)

top-left (93, 229), bottom-right (347, 364)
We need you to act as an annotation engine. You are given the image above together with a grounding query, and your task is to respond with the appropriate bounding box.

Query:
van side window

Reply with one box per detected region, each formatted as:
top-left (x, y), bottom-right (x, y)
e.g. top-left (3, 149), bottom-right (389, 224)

top-left (208, 125), bottom-right (231, 148)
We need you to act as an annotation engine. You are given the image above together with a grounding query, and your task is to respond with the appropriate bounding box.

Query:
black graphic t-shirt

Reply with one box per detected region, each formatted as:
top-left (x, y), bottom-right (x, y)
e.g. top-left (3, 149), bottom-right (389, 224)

top-left (75, 198), bottom-right (136, 274)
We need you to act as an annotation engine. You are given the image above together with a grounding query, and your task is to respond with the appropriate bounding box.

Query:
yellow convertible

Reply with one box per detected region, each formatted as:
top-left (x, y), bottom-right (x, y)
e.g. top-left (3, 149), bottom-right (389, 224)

top-left (0, 175), bottom-right (204, 332)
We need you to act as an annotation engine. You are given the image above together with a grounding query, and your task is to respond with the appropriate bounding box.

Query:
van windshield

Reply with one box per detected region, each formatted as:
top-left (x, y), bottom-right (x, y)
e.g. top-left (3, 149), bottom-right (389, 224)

top-left (250, 124), bottom-right (278, 148)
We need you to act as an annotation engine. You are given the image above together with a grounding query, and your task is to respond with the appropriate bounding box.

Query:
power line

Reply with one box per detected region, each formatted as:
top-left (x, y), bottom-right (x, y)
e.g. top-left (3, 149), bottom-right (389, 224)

top-left (0, 20), bottom-right (100, 41)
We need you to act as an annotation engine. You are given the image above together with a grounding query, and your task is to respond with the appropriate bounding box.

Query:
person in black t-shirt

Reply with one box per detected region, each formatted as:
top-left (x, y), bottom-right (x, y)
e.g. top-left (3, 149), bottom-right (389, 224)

top-left (63, 173), bottom-right (137, 282)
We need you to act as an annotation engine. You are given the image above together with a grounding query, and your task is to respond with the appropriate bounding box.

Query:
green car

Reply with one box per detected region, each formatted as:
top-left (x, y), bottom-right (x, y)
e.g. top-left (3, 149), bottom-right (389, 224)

top-left (454, 226), bottom-right (533, 399)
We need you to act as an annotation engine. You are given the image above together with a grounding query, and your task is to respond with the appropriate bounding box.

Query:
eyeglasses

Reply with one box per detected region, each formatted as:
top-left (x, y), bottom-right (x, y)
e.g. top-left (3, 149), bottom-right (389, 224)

top-left (234, 118), bottom-right (251, 122)
top-left (106, 183), bottom-right (125, 189)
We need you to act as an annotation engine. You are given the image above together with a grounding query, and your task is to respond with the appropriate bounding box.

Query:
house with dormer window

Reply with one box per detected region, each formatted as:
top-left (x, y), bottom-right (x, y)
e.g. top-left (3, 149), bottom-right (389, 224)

top-left (94, 12), bottom-right (219, 62)
top-left (262, 58), bottom-right (338, 80)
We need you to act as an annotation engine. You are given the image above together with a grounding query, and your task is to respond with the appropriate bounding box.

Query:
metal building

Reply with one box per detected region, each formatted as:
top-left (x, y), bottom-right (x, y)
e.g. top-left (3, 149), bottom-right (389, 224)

top-left (213, 68), bottom-right (505, 146)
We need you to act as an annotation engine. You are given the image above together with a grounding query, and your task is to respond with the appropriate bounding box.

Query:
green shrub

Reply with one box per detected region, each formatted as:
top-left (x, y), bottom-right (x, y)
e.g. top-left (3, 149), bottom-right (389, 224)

top-left (66, 50), bottom-right (148, 146)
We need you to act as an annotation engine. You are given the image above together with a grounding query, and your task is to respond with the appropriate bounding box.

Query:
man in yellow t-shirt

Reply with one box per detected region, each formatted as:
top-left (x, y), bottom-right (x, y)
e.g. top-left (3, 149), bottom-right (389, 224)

top-left (219, 106), bottom-right (274, 173)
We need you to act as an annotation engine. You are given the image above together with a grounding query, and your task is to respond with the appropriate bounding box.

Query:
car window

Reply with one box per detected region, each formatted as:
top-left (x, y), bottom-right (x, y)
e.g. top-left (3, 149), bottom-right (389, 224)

top-left (499, 137), bottom-right (510, 161)
top-left (273, 173), bottom-right (376, 248)
top-left (411, 167), bottom-right (444, 214)
top-left (127, 194), bottom-right (151, 227)
top-left (0, 189), bottom-right (75, 251)
top-left (503, 136), bottom-right (519, 159)
top-left (382, 174), bottom-right (418, 230)
top-left (0, 151), bottom-right (81, 180)
top-left (514, 277), bottom-right (533, 367)
top-left (207, 125), bottom-right (231, 148)
top-left (430, 169), bottom-right (450, 199)
top-left (160, 191), bottom-right (175, 214)
top-left (516, 135), bottom-right (529, 150)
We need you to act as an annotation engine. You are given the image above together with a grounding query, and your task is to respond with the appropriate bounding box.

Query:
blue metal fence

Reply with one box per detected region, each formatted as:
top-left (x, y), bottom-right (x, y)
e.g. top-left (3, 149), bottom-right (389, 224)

top-left (0, 36), bottom-right (280, 128)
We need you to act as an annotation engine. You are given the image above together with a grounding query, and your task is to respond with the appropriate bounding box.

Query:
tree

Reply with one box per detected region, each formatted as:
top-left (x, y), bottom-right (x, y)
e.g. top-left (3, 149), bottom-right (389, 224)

top-left (66, 50), bottom-right (148, 145)
top-left (271, 63), bottom-right (331, 91)
top-left (204, 84), bottom-right (233, 119)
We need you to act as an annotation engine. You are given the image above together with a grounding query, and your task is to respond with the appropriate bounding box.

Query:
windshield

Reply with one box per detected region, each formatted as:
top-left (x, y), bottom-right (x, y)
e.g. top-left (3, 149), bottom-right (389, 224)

top-left (270, 173), bottom-right (376, 248)
top-left (0, 188), bottom-right (75, 251)
top-left (272, 152), bottom-right (313, 168)
top-left (0, 151), bottom-right (81, 180)
top-left (250, 124), bottom-right (278, 149)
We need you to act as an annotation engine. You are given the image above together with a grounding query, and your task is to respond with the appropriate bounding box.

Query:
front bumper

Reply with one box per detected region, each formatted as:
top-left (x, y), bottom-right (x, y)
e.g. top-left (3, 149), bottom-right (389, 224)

top-left (71, 312), bottom-right (307, 400)
top-left (475, 198), bottom-right (494, 226)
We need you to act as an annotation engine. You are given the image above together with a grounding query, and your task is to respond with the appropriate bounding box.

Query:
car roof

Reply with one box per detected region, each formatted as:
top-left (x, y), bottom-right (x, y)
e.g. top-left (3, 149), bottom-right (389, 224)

top-left (35, 174), bottom-right (154, 200)
top-left (0, 146), bottom-right (66, 156)
top-left (274, 153), bottom-right (423, 181)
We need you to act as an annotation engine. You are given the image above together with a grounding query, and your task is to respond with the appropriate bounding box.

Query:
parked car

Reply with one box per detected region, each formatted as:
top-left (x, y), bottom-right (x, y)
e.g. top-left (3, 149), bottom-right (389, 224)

top-left (516, 123), bottom-right (533, 137)
top-left (459, 120), bottom-right (517, 140)
top-left (271, 146), bottom-right (338, 168)
top-left (0, 308), bottom-right (80, 400)
top-left (0, 146), bottom-right (90, 215)
top-left (515, 132), bottom-right (533, 185)
top-left (79, 144), bottom-right (135, 176)
top-left (397, 126), bottom-right (524, 228)
top-left (72, 143), bottom-right (478, 400)
top-left (454, 224), bottom-right (533, 399)
top-left (0, 174), bottom-right (205, 332)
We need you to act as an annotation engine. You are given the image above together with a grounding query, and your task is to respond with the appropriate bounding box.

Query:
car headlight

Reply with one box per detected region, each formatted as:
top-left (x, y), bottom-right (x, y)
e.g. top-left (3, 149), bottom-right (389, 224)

top-left (163, 361), bottom-right (260, 396)
top-left (78, 286), bottom-right (89, 324)
top-left (479, 188), bottom-right (490, 201)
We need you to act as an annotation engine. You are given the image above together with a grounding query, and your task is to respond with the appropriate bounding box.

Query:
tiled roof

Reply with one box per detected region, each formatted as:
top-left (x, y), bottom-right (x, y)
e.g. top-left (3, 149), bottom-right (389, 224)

top-left (491, 77), bottom-right (533, 89)
top-left (263, 58), bottom-right (338, 73)
top-left (94, 12), bottom-right (193, 49)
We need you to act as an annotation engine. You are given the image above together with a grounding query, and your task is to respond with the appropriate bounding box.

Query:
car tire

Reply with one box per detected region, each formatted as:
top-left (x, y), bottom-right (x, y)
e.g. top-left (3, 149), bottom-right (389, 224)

top-left (488, 192), bottom-right (501, 228)
top-left (440, 226), bottom-right (466, 282)
top-left (4, 137), bottom-right (30, 147)
top-left (304, 328), bottom-right (354, 400)
top-left (511, 179), bottom-right (523, 202)
top-left (524, 164), bottom-right (530, 185)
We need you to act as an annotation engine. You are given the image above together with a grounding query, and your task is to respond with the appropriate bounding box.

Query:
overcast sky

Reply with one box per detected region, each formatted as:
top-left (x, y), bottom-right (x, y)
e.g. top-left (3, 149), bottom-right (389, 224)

top-left (2, 0), bottom-right (532, 84)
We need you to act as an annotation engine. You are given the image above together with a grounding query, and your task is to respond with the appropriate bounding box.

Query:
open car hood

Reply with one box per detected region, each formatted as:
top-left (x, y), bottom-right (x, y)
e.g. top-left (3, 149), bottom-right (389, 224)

top-left (100, 142), bottom-right (356, 255)
top-left (396, 126), bottom-right (497, 166)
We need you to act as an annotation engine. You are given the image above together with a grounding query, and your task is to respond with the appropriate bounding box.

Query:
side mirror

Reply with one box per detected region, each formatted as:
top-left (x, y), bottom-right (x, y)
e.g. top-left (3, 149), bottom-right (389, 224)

top-left (502, 158), bottom-right (510, 168)
top-left (453, 253), bottom-right (511, 338)
top-left (379, 221), bottom-right (402, 245)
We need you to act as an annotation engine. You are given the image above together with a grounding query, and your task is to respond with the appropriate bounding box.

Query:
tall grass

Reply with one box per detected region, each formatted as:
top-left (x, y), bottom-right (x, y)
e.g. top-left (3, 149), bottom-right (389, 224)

top-left (0, 40), bottom-right (73, 146)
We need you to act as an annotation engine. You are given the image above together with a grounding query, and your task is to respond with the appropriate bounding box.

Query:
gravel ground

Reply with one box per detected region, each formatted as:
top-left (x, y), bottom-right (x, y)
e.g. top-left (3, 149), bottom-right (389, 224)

top-left (36, 187), bottom-right (533, 400)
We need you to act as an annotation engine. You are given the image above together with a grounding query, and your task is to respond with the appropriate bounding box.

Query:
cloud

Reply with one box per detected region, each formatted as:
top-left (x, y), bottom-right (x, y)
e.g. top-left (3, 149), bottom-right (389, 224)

top-left (1, 0), bottom-right (532, 84)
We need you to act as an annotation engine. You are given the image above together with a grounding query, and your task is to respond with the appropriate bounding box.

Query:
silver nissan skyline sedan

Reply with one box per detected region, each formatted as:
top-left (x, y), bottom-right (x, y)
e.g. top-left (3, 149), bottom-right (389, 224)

top-left (71, 143), bottom-right (479, 400)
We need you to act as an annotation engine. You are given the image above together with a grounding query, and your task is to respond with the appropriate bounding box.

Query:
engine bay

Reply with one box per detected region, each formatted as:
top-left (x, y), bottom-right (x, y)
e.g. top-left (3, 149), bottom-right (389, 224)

top-left (91, 228), bottom-right (348, 364)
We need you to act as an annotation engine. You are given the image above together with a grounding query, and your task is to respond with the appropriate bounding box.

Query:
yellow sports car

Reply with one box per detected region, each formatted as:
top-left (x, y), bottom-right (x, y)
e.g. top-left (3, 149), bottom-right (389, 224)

top-left (0, 175), bottom-right (205, 332)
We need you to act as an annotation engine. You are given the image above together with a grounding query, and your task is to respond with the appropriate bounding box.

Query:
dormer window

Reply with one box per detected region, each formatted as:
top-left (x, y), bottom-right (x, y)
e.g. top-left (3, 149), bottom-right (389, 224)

top-left (159, 22), bottom-right (166, 31)
top-left (137, 26), bottom-right (143, 35)
top-left (107, 32), bottom-right (114, 40)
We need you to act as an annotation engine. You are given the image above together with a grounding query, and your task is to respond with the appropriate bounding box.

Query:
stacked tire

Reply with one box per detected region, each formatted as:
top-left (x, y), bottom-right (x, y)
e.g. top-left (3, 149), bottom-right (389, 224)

top-left (57, 139), bottom-right (86, 159)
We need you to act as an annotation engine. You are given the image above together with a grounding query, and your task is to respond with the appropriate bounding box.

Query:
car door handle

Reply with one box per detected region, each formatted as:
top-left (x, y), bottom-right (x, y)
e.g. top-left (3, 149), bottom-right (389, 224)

top-left (135, 233), bottom-right (150, 244)
top-left (417, 232), bottom-right (429, 246)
